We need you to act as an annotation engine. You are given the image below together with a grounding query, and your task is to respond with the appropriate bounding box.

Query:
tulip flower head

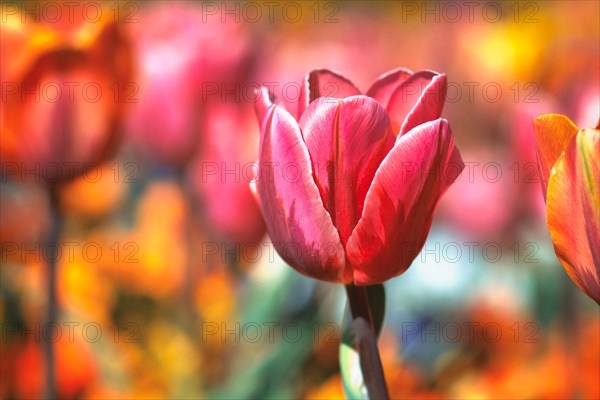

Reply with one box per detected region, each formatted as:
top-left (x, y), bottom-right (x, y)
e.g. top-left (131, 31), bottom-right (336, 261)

top-left (533, 114), bottom-right (600, 304)
top-left (254, 68), bottom-right (464, 285)
top-left (126, 3), bottom-right (253, 168)
top-left (0, 12), bottom-right (131, 185)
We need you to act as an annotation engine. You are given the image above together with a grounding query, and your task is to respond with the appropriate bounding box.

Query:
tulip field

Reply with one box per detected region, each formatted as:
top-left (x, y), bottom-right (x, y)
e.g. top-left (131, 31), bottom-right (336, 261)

top-left (0, 1), bottom-right (598, 399)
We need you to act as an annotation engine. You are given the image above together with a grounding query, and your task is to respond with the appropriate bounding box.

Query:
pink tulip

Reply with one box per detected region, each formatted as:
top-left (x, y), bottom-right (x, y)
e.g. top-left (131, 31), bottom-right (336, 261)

top-left (254, 68), bottom-right (464, 285)
top-left (126, 2), bottom-right (252, 167)
top-left (188, 102), bottom-right (266, 245)
top-left (438, 150), bottom-right (516, 241)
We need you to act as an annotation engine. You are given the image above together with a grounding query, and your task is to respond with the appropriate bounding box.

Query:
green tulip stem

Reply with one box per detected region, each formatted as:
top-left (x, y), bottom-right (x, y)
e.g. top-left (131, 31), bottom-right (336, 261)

top-left (345, 285), bottom-right (389, 400)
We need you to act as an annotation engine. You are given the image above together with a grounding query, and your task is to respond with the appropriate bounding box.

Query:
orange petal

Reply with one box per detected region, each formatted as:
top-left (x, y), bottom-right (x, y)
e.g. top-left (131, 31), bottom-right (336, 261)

top-left (533, 114), bottom-right (579, 199)
top-left (547, 128), bottom-right (600, 304)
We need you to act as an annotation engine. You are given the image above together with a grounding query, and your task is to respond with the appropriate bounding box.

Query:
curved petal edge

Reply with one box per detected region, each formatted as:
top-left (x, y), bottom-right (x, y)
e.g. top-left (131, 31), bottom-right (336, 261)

top-left (346, 118), bottom-right (464, 285)
top-left (257, 104), bottom-right (347, 282)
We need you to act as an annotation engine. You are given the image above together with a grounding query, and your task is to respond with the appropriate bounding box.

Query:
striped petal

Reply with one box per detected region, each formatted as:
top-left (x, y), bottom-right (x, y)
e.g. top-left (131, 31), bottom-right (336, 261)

top-left (255, 87), bottom-right (274, 129)
top-left (366, 67), bottom-right (413, 107)
top-left (533, 114), bottom-right (579, 199)
top-left (256, 99), bottom-right (346, 283)
top-left (298, 69), bottom-right (361, 118)
top-left (346, 119), bottom-right (464, 285)
top-left (384, 71), bottom-right (447, 135)
top-left (299, 96), bottom-right (394, 245)
top-left (547, 128), bottom-right (600, 304)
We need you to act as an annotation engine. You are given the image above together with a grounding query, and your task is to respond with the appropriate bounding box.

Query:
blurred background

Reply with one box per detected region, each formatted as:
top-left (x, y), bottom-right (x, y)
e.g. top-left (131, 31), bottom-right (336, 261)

top-left (1, 1), bottom-right (598, 399)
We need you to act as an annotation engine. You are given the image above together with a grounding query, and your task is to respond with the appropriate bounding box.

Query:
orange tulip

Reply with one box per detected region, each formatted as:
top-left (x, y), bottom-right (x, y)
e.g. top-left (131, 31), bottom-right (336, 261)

top-left (533, 114), bottom-right (600, 304)
top-left (1, 336), bottom-right (98, 399)
top-left (0, 7), bottom-right (131, 185)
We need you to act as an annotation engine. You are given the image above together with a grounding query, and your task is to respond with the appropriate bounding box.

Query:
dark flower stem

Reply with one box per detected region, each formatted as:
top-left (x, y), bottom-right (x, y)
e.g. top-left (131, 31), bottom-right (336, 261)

top-left (45, 188), bottom-right (61, 400)
top-left (345, 285), bottom-right (389, 400)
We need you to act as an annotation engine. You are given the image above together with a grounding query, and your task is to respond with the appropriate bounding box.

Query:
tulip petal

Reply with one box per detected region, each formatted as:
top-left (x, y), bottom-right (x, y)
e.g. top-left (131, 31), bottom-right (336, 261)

top-left (547, 129), bottom-right (600, 304)
top-left (257, 103), bottom-right (347, 282)
top-left (299, 96), bottom-right (394, 244)
top-left (298, 69), bottom-right (361, 118)
top-left (385, 71), bottom-right (447, 135)
top-left (533, 114), bottom-right (579, 198)
top-left (255, 87), bottom-right (274, 129)
top-left (366, 67), bottom-right (413, 110)
top-left (346, 119), bottom-right (464, 285)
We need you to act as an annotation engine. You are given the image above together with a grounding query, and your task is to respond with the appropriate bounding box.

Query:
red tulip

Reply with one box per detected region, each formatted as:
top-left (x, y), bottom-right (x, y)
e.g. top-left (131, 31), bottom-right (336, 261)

top-left (254, 69), bottom-right (464, 285)
top-left (533, 114), bottom-right (600, 304)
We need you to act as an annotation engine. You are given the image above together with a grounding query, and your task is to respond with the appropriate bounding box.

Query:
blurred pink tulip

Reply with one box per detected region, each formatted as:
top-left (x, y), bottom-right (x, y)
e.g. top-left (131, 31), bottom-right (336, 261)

top-left (439, 150), bottom-right (517, 241)
top-left (255, 69), bottom-right (464, 284)
top-left (126, 2), bottom-right (252, 167)
top-left (189, 102), bottom-right (266, 245)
